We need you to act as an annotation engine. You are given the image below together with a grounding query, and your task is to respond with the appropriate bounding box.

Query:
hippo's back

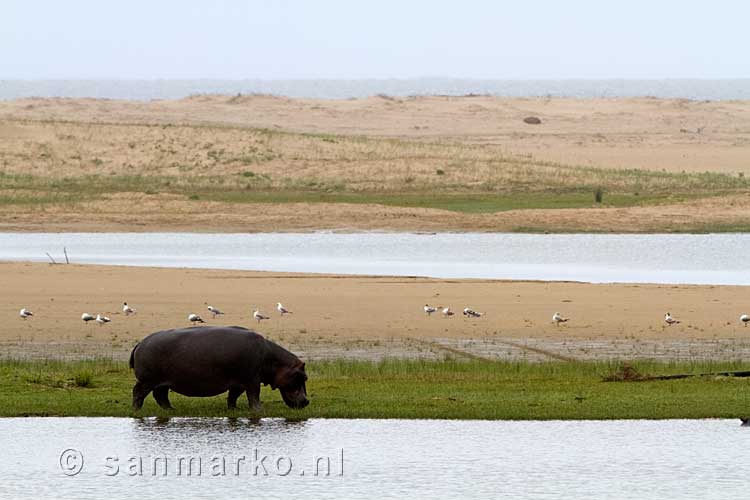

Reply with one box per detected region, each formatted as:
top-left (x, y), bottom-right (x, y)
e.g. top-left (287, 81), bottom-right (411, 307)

top-left (131, 326), bottom-right (268, 396)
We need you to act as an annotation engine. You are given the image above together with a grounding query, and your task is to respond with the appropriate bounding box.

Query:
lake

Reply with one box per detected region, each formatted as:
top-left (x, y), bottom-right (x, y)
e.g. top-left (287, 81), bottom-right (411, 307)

top-left (1, 417), bottom-right (747, 500)
top-left (1, 232), bottom-right (749, 285)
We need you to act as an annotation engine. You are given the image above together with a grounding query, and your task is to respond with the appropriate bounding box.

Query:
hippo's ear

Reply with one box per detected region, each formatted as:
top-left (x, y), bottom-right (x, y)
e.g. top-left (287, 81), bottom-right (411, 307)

top-left (273, 364), bottom-right (296, 389)
top-left (300, 362), bottom-right (306, 370)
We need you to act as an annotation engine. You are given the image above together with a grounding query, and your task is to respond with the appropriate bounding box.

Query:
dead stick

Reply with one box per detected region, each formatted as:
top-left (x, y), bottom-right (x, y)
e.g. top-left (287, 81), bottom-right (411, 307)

top-left (611, 370), bottom-right (750, 383)
top-left (64, 247), bottom-right (69, 264)
top-left (45, 252), bottom-right (57, 264)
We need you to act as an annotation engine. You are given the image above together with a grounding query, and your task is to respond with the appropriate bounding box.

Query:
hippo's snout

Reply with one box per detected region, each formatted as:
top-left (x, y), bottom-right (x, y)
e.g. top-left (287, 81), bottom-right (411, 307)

top-left (281, 386), bottom-right (309, 409)
top-left (289, 397), bottom-right (309, 409)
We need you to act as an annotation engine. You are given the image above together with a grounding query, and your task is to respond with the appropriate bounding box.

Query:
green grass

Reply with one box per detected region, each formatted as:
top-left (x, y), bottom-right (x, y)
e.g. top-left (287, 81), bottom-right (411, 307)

top-left (0, 169), bottom-right (724, 215)
top-left (200, 190), bottom-right (677, 213)
top-left (3, 359), bottom-right (750, 419)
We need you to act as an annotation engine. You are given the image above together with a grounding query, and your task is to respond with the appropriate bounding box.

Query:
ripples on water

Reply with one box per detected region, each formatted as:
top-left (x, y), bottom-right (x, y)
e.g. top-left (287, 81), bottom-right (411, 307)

top-left (1, 232), bottom-right (749, 285)
top-left (1, 79), bottom-right (749, 100)
top-left (1, 417), bottom-right (749, 500)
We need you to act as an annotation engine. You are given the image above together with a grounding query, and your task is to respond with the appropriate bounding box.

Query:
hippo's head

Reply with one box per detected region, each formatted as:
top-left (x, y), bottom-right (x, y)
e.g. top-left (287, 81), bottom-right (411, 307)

top-left (274, 361), bottom-right (309, 409)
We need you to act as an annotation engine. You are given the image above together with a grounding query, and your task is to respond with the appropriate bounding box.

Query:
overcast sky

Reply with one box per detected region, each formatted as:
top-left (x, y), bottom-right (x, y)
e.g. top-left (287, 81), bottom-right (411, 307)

top-left (2, 0), bottom-right (748, 79)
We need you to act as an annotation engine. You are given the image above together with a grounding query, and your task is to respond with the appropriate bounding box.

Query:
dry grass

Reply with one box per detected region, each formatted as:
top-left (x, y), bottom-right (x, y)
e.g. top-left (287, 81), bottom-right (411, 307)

top-left (1, 120), bottom-right (747, 202)
top-left (2, 95), bottom-right (750, 231)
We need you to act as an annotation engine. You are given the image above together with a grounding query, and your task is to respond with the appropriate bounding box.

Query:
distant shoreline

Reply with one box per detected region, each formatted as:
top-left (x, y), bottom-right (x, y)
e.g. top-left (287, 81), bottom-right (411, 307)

top-left (2, 78), bottom-right (749, 101)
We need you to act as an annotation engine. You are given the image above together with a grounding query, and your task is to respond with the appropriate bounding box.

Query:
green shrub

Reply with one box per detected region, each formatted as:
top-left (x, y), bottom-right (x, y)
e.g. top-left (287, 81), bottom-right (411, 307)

top-left (72, 371), bottom-right (94, 388)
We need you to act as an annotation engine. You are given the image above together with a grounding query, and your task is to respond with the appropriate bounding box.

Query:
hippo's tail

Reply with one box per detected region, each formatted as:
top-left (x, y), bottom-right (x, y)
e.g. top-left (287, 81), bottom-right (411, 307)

top-left (129, 342), bottom-right (139, 369)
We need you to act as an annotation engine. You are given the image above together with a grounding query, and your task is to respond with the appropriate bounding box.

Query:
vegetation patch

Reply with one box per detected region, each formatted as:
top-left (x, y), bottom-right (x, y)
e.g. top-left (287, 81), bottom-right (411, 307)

top-left (2, 359), bottom-right (750, 419)
top-left (1, 120), bottom-right (749, 220)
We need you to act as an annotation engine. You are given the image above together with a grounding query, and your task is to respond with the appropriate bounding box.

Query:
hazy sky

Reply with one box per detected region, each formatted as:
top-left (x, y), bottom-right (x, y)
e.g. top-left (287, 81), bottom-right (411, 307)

top-left (2, 0), bottom-right (748, 79)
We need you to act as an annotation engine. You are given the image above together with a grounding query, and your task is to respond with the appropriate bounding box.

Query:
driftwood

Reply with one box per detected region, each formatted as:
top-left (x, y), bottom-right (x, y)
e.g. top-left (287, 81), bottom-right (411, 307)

top-left (637, 370), bottom-right (750, 381)
top-left (45, 248), bottom-right (70, 264)
top-left (605, 364), bottom-right (750, 383)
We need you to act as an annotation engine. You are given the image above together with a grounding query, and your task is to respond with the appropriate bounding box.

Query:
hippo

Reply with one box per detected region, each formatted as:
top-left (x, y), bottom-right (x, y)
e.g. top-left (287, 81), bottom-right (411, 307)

top-left (129, 326), bottom-right (309, 411)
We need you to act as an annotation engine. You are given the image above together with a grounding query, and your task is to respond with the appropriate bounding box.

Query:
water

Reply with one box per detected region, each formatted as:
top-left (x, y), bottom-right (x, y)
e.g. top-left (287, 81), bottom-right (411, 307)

top-left (0, 417), bottom-right (747, 500)
top-left (1, 232), bottom-right (749, 285)
top-left (2, 79), bottom-right (749, 101)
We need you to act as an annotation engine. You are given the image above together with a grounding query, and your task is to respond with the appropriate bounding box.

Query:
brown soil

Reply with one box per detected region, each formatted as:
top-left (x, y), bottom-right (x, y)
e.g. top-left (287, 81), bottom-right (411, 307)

top-left (3, 193), bottom-right (750, 233)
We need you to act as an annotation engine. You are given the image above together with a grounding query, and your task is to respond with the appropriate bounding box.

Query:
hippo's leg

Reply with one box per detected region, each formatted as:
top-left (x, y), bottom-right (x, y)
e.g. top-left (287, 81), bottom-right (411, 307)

top-left (245, 382), bottom-right (262, 411)
top-left (227, 386), bottom-right (244, 409)
top-left (152, 386), bottom-right (173, 410)
top-left (132, 381), bottom-right (152, 410)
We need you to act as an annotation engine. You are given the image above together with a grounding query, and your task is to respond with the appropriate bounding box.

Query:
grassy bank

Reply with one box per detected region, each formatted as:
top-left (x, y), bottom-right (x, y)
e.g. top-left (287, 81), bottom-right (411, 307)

top-left (2, 119), bottom-right (749, 215)
top-left (3, 358), bottom-right (750, 419)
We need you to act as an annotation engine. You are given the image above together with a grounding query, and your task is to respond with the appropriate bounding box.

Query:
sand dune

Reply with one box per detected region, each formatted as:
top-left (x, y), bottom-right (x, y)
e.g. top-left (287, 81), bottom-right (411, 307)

top-left (3, 95), bottom-right (749, 173)
top-left (2, 95), bottom-right (750, 232)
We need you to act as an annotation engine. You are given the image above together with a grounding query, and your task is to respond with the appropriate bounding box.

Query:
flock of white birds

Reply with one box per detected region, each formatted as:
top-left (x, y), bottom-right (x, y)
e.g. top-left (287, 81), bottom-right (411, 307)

top-left (423, 304), bottom-right (572, 326)
top-left (422, 305), bottom-right (750, 328)
top-left (17, 301), bottom-right (295, 327)
top-left (189, 302), bottom-right (294, 324)
top-left (16, 303), bottom-right (750, 328)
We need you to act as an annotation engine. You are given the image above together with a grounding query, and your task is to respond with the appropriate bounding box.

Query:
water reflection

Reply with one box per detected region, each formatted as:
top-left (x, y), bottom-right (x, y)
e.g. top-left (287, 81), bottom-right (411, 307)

top-left (129, 417), bottom-right (313, 459)
top-left (131, 416), bottom-right (310, 432)
top-left (1, 418), bottom-right (750, 499)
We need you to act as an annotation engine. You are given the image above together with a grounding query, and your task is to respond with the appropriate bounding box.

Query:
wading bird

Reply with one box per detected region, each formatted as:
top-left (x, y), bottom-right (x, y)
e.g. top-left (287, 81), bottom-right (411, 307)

top-left (441, 307), bottom-right (455, 318)
top-left (277, 302), bottom-right (292, 315)
top-left (253, 309), bottom-right (270, 323)
top-left (552, 312), bottom-right (568, 326)
top-left (664, 312), bottom-right (680, 326)
top-left (463, 307), bottom-right (484, 318)
top-left (122, 302), bottom-right (136, 316)
top-left (96, 314), bottom-right (111, 326)
top-left (741, 314), bottom-right (749, 326)
top-left (19, 308), bottom-right (33, 320)
top-left (81, 312), bottom-right (95, 323)
top-left (188, 313), bottom-right (204, 324)
top-left (207, 305), bottom-right (224, 318)
top-left (424, 304), bottom-right (438, 316)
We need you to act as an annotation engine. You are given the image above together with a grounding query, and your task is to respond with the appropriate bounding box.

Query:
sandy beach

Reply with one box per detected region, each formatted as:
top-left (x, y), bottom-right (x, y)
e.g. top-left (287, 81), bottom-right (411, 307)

top-left (4, 262), bottom-right (750, 362)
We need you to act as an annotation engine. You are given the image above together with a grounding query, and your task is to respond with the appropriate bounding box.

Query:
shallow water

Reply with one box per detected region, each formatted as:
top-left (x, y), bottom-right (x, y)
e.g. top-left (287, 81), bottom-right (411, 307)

top-left (1, 417), bottom-right (748, 500)
top-left (1, 232), bottom-right (749, 285)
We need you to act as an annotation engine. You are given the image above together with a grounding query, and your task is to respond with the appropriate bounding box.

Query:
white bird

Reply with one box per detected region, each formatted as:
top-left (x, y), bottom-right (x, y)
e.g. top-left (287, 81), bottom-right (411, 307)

top-left (277, 302), bottom-right (292, 315)
top-left (552, 312), bottom-right (568, 326)
top-left (740, 314), bottom-right (749, 326)
top-left (122, 302), bottom-right (136, 316)
top-left (253, 309), bottom-right (270, 323)
top-left (463, 307), bottom-right (484, 318)
top-left (95, 314), bottom-right (111, 326)
top-left (441, 307), bottom-right (455, 318)
top-left (424, 304), bottom-right (438, 316)
top-left (188, 313), bottom-right (204, 324)
top-left (81, 312), bottom-right (95, 323)
top-left (19, 308), bottom-right (33, 320)
top-left (664, 312), bottom-right (680, 325)
top-left (207, 305), bottom-right (224, 318)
